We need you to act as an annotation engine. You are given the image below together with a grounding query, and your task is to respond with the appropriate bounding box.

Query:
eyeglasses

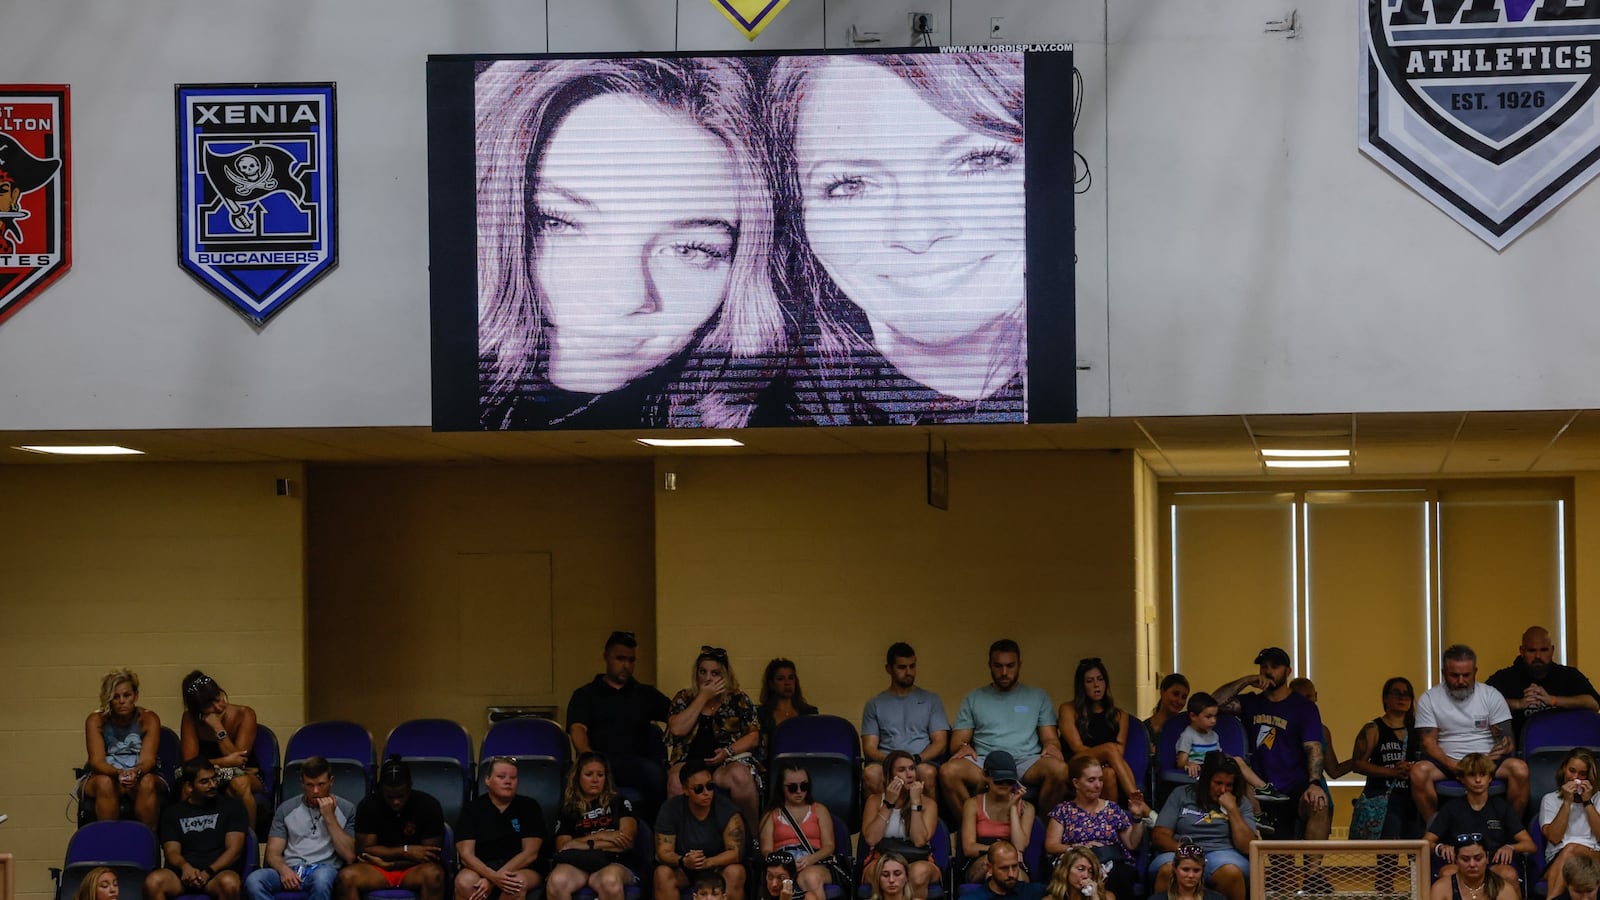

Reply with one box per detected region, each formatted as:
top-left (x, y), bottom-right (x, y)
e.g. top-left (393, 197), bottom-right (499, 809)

top-left (1175, 844), bottom-right (1205, 861)
top-left (785, 781), bottom-right (810, 793)
top-left (1453, 833), bottom-right (1485, 847)
top-left (700, 645), bottom-right (729, 663)
top-left (689, 782), bottom-right (714, 794)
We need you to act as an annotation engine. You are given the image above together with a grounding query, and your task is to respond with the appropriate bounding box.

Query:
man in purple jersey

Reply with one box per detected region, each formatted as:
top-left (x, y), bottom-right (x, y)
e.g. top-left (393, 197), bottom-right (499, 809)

top-left (1215, 648), bottom-right (1331, 851)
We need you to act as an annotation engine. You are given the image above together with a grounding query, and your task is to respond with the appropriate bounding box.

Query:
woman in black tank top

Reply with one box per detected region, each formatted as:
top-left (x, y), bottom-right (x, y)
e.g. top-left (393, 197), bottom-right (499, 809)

top-left (180, 670), bottom-right (264, 830)
top-left (1057, 658), bottom-right (1141, 804)
top-left (1351, 676), bottom-right (1422, 837)
top-left (1428, 835), bottom-right (1516, 900)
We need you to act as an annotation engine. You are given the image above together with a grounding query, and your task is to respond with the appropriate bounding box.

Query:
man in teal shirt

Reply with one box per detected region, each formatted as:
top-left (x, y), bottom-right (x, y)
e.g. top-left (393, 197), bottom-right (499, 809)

top-left (940, 639), bottom-right (1068, 811)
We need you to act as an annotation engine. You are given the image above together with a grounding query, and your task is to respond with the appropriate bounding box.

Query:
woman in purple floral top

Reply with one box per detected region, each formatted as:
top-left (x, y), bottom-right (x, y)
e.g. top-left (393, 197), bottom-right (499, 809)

top-left (667, 645), bottom-right (763, 831)
top-left (1044, 755), bottom-right (1151, 900)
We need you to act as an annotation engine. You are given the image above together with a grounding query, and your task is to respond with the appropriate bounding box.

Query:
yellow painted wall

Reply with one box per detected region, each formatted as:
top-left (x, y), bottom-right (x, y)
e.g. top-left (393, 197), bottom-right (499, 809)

top-left (652, 450), bottom-right (1143, 728)
top-left (0, 463), bottom-right (308, 900)
top-left (304, 464), bottom-right (659, 748)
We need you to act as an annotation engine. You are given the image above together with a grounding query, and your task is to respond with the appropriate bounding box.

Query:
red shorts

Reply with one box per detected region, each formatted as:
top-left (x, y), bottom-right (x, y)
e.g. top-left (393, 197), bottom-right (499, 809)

top-left (381, 867), bottom-right (416, 888)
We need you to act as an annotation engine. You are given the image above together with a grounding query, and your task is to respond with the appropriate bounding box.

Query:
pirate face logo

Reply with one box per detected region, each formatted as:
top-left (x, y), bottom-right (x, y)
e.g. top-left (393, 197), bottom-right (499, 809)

top-left (0, 133), bottom-right (61, 252)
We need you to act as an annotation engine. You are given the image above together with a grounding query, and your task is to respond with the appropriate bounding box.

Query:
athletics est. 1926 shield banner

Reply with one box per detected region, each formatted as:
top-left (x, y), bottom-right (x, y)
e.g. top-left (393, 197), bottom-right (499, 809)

top-left (1361, 0), bottom-right (1600, 250)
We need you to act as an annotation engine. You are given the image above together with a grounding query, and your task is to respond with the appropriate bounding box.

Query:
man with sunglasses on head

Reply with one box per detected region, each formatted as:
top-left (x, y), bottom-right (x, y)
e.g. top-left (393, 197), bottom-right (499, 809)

top-left (654, 759), bottom-right (747, 900)
top-left (567, 631), bottom-right (672, 821)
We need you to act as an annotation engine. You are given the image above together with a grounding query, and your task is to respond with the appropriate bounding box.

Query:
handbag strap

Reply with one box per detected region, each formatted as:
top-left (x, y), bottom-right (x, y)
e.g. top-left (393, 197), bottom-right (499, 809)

top-left (778, 804), bottom-right (819, 856)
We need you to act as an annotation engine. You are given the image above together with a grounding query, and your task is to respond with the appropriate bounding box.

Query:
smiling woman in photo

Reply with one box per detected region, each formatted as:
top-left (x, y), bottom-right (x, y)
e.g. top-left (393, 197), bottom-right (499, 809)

top-left (765, 53), bottom-right (1027, 425)
top-left (476, 57), bottom-right (785, 429)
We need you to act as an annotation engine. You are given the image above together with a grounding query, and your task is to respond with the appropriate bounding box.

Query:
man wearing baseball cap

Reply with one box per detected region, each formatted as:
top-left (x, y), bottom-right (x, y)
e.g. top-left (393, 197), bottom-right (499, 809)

top-left (1214, 647), bottom-right (1330, 850)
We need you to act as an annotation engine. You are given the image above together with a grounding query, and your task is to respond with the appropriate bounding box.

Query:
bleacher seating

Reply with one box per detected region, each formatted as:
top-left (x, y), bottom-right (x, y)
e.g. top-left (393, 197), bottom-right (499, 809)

top-left (366, 824), bottom-right (455, 900)
top-left (1154, 712), bottom-right (1245, 806)
top-left (572, 818), bottom-right (652, 900)
top-left (52, 820), bottom-right (159, 900)
top-left (384, 718), bottom-right (474, 826)
top-left (282, 720), bottom-right (374, 808)
top-left (854, 818), bottom-right (950, 899)
top-left (478, 715), bottom-right (571, 837)
top-left (769, 715), bottom-right (862, 831)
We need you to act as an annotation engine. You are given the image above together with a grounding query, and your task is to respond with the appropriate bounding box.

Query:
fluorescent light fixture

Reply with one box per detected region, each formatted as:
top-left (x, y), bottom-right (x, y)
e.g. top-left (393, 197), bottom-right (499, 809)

top-left (1264, 459), bottom-right (1350, 469)
top-left (635, 438), bottom-right (745, 448)
top-left (1261, 448), bottom-right (1350, 458)
top-left (16, 444), bottom-right (145, 456)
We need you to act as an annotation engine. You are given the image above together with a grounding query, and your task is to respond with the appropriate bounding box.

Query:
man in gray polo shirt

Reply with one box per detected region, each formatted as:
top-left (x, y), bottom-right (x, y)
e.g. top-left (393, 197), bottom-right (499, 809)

top-left (861, 642), bottom-right (950, 796)
top-left (247, 756), bottom-right (357, 900)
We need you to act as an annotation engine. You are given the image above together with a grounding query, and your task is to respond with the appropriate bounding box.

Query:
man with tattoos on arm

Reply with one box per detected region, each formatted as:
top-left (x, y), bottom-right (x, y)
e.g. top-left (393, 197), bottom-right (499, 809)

top-left (654, 761), bottom-right (746, 900)
top-left (1412, 644), bottom-right (1530, 824)
top-left (1215, 647), bottom-right (1330, 889)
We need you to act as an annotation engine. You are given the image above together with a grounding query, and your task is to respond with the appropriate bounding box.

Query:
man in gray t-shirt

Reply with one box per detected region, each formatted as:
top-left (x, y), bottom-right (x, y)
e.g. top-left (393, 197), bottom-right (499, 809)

top-left (245, 757), bottom-right (356, 900)
top-left (861, 642), bottom-right (950, 795)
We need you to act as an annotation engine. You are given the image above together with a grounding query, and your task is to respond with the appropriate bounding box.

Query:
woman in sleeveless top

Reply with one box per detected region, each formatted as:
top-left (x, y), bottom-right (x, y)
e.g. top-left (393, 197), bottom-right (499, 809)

top-left (667, 646), bottom-right (763, 834)
top-left (179, 669), bottom-right (263, 829)
top-left (759, 764), bottom-right (842, 900)
top-left (1057, 658), bottom-right (1140, 803)
top-left (1044, 755), bottom-right (1150, 900)
top-left (1350, 676), bottom-right (1422, 838)
top-left (959, 752), bottom-right (1035, 883)
top-left (861, 751), bottom-right (941, 897)
top-left (82, 668), bottom-right (164, 829)
top-left (1428, 835), bottom-right (1516, 900)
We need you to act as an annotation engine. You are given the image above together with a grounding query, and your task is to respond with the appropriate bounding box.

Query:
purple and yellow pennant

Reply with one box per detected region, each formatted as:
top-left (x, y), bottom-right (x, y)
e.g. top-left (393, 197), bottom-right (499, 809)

top-left (707, 0), bottom-right (793, 40)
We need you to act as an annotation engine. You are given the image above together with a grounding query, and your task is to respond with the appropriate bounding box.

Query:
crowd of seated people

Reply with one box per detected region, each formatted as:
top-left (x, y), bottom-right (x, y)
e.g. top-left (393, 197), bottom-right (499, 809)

top-left (74, 625), bottom-right (1600, 900)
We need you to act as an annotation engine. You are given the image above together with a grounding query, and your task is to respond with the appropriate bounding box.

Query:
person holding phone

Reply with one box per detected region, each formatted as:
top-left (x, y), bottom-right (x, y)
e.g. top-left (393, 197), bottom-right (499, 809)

top-left (960, 752), bottom-right (1036, 884)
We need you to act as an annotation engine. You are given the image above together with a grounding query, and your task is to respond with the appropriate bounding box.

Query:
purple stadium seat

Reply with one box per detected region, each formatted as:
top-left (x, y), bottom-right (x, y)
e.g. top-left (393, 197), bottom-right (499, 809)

top-left (1525, 709), bottom-right (1600, 801)
top-left (172, 830), bottom-right (258, 900)
top-left (76, 726), bottom-right (183, 827)
top-left (479, 716), bottom-right (570, 836)
top-left (1155, 712), bottom-right (1245, 806)
top-left (255, 724), bottom-right (281, 808)
top-left (384, 719), bottom-right (474, 826)
top-left (770, 716), bottom-right (862, 830)
top-left (1124, 717), bottom-right (1151, 798)
top-left (53, 820), bottom-right (159, 900)
top-left (283, 721), bottom-right (374, 809)
top-left (955, 816), bottom-right (1044, 899)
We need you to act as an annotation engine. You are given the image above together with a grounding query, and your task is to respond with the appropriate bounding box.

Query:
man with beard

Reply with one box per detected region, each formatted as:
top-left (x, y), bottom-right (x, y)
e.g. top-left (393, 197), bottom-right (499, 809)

top-left (1412, 644), bottom-right (1530, 823)
top-left (1486, 626), bottom-right (1600, 741)
top-left (146, 758), bottom-right (250, 900)
top-left (974, 841), bottom-right (1043, 900)
top-left (1214, 647), bottom-right (1329, 886)
top-left (940, 640), bottom-right (1068, 812)
top-left (861, 642), bottom-right (949, 796)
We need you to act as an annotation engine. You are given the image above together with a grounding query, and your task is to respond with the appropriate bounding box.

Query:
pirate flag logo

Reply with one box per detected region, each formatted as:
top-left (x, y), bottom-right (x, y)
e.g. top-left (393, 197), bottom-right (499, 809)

top-left (202, 144), bottom-right (306, 232)
top-left (0, 85), bottom-right (70, 328)
top-left (177, 83), bottom-right (337, 325)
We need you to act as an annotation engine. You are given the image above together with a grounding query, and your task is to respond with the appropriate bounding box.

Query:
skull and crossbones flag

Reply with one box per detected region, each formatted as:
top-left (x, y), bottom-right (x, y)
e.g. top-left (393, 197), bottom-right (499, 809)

top-left (201, 144), bottom-right (305, 206)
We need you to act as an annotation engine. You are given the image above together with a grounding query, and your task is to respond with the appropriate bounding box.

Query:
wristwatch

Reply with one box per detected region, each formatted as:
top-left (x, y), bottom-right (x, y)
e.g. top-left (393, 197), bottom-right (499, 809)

top-left (911, 804), bottom-right (924, 811)
top-left (216, 729), bottom-right (228, 741)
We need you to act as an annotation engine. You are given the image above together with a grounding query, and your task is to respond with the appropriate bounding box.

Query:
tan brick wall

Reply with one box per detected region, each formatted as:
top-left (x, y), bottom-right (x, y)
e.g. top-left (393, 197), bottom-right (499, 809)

top-left (0, 463), bottom-right (307, 900)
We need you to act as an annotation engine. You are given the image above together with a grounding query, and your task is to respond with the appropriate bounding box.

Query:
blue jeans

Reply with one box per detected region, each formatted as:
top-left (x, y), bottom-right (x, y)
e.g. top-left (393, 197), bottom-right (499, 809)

top-left (246, 864), bottom-right (339, 900)
top-left (1148, 848), bottom-right (1250, 881)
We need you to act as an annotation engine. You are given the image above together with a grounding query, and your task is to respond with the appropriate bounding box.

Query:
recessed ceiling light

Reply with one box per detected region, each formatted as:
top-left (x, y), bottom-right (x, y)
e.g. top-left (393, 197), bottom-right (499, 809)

top-left (1264, 459), bottom-right (1351, 469)
top-left (1261, 448), bottom-right (1350, 458)
top-left (635, 438), bottom-right (745, 448)
top-left (16, 445), bottom-right (145, 456)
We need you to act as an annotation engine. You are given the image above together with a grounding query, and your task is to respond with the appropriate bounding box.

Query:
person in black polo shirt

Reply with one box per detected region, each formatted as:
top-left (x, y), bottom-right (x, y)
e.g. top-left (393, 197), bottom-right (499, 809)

top-left (567, 631), bottom-right (671, 820)
top-left (454, 757), bottom-right (546, 900)
top-left (335, 758), bottom-right (446, 900)
top-left (145, 758), bottom-right (249, 900)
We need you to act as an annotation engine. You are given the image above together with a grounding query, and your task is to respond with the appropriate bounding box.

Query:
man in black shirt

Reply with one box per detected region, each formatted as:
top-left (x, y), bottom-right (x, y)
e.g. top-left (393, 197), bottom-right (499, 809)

top-left (976, 842), bottom-right (1044, 900)
top-left (653, 761), bottom-right (746, 900)
top-left (335, 758), bottom-right (446, 900)
top-left (1486, 626), bottom-right (1600, 740)
top-left (146, 758), bottom-right (250, 900)
top-left (455, 757), bottom-right (546, 900)
top-left (567, 631), bottom-right (671, 819)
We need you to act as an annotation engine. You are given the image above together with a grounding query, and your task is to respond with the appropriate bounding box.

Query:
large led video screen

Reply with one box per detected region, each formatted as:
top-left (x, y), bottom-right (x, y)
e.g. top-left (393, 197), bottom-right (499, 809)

top-left (427, 47), bottom-right (1075, 430)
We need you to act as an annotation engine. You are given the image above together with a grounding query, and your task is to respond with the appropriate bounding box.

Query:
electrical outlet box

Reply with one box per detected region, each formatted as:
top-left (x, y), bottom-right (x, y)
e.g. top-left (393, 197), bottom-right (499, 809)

top-left (990, 16), bottom-right (1006, 40)
top-left (909, 11), bottom-right (936, 35)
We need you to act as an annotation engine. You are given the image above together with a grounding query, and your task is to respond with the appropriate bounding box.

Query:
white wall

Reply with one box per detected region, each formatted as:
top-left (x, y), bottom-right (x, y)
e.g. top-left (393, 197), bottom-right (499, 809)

top-left (0, 0), bottom-right (1594, 429)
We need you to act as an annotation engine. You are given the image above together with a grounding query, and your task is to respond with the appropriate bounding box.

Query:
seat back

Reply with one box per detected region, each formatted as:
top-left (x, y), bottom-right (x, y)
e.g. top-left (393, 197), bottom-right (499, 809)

top-left (1123, 718), bottom-right (1151, 796)
top-left (385, 719), bottom-right (474, 826)
top-left (283, 720), bottom-right (374, 808)
top-left (479, 716), bottom-right (570, 836)
top-left (1214, 713), bottom-right (1247, 757)
top-left (254, 724), bottom-right (281, 807)
top-left (157, 726), bottom-right (182, 785)
top-left (1525, 710), bottom-right (1600, 797)
top-left (771, 716), bottom-right (862, 829)
top-left (57, 821), bottom-right (160, 900)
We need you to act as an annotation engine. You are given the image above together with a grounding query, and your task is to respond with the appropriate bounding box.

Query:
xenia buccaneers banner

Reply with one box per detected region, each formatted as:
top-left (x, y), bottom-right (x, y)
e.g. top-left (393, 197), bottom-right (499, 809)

top-left (1360, 0), bottom-right (1600, 250)
top-left (0, 85), bottom-right (69, 327)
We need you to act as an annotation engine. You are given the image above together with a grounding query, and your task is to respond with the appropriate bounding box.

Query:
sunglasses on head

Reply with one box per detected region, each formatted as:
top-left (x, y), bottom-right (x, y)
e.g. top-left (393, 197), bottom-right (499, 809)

top-left (700, 645), bottom-right (729, 663)
top-left (689, 782), bottom-right (714, 795)
top-left (1175, 844), bottom-right (1206, 861)
top-left (1453, 833), bottom-right (1485, 847)
top-left (785, 781), bottom-right (810, 793)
